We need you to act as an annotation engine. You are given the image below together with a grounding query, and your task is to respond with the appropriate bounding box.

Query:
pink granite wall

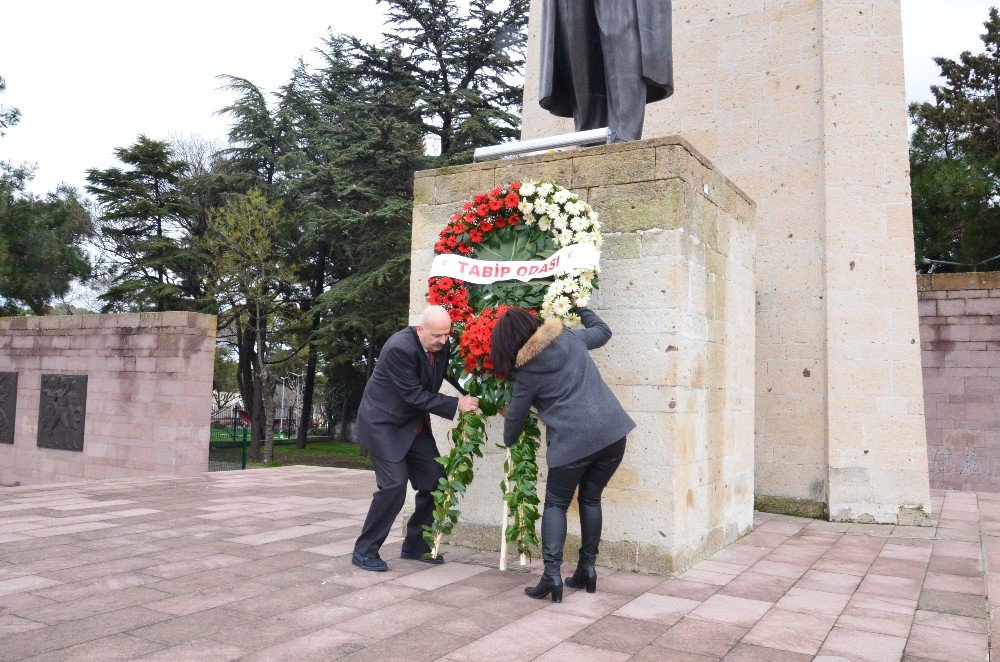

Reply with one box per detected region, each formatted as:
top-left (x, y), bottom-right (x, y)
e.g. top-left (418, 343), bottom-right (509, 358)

top-left (919, 273), bottom-right (1000, 491)
top-left (0, 312), bottom-right (216, 485)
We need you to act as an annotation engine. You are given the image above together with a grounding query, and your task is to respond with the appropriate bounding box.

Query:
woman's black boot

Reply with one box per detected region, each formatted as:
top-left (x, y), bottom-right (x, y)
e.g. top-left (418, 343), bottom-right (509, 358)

top-left (564, 565), bottom-right (597, 593)
top-left (525, 574), bottom-right (563, 602)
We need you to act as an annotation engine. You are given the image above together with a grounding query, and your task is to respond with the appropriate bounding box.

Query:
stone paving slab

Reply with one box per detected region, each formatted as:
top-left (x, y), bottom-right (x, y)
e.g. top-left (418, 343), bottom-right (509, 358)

top-left (0, 467), bottom-right (994, 661)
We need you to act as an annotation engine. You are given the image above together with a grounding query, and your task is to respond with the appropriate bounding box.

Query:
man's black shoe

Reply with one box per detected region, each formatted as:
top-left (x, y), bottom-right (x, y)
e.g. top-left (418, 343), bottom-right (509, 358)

top-left (351, 551), bottom-right (388, 572)
top-left (400, 546), bottom-right (444, 565)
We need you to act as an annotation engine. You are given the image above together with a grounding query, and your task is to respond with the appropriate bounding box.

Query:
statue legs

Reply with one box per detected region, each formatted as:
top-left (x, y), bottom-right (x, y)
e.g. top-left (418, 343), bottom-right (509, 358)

top-left (555, 0), bottom-right (608, 132)
top-left (594, 0), bottom-right (646, 142)
top-left (554, 0), bottom-right (647, 142)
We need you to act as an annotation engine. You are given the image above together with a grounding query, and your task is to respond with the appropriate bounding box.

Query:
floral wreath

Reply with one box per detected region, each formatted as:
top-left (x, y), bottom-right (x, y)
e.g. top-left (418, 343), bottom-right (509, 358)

top-left (423, 180), bottom-right (603, 562)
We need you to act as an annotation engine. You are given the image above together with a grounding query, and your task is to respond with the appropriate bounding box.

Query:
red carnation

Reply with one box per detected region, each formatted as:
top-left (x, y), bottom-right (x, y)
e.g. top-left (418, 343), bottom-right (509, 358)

top-left (447, 237), bottom-right (457, 248)
top-left (481, 221), bottom-right (493, 232)
top-left (490, 187), bottom-right (502, 198)
top-left (458, 244), bottom-right (471, 254)
top-left (489, 198), bottom-right (503, 212)
top-left (510, 181), bottom-right (521, 191)
top-left (469, 229), bottom-right (483, 243)
top-left (495, 218), bottom-right (507, 229)
top-left (462, 201), bottom-right (473, 211)
top-left (474, 194), bottom-right (487, 204)
top-left (464, 212), bottom-right (476, 224)
top-left (505, 193), bottom-right (520, 209)
top-left (438, 277), bottom-right (454, 290)
top-left (476, 204), bottom-right (489, 217)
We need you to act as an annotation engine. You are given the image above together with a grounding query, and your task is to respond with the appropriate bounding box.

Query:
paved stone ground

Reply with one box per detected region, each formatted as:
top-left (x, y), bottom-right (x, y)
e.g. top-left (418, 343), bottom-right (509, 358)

top-left (0, 466), bottom-right (993, 661)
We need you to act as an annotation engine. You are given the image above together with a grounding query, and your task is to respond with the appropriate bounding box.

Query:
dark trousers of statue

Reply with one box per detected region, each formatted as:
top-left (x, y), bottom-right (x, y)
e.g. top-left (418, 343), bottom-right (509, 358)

top-left (555, 0), bottom-right (646, 142)
top-left (540, 437), bottom-right (627, 576)
top-left (354, 427), bottom-right (443, 557)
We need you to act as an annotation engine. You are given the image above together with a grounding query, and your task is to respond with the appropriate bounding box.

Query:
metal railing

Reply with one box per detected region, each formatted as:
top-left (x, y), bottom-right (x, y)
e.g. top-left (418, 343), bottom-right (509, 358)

top-left (209, 406), bottom-right (247, 471)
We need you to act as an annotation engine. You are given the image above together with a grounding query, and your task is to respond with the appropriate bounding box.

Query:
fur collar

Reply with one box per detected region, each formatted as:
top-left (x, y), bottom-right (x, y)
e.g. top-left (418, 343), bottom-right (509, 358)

top-left (515, 318), bottom-right (562, 368)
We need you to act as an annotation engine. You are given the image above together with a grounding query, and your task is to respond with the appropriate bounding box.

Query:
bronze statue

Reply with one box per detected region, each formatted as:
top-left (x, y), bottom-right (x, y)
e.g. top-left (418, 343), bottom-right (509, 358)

top-left (538, 0), bottom-right (673, 143)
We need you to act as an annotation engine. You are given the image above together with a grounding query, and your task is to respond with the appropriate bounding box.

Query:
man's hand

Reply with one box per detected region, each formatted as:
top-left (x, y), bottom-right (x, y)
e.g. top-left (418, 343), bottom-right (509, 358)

top-left (458, 395), bottom-right (480, 412)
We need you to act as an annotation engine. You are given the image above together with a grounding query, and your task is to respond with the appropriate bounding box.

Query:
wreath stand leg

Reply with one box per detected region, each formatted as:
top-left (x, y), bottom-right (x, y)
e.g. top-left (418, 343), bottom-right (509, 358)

top-left (499, 452), bottom-right (510, 572)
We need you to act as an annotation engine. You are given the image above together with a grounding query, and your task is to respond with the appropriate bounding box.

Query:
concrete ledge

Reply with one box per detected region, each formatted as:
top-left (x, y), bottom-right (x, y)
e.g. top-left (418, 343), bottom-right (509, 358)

top-left (917, 272), bottom-right (1000, 292)
top-left (755, 494), bottom-right (829, 520)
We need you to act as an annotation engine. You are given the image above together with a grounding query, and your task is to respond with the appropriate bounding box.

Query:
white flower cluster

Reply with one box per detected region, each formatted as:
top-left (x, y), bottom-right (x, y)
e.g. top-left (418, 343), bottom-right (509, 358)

top-left (518, 181), bottom-right (602, 325)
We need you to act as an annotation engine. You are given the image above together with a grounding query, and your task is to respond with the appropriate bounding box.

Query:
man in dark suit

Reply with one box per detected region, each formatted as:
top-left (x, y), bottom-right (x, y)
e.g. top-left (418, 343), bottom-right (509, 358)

top-left (538, 0), bottom-right (673, 142)
top-left (352, 305), bottom-right (479, 571)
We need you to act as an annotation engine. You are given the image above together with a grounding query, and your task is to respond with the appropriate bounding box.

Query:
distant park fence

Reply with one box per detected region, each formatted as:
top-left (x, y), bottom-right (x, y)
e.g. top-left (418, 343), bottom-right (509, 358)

top-left (209, 406), bottom-right (247, 471)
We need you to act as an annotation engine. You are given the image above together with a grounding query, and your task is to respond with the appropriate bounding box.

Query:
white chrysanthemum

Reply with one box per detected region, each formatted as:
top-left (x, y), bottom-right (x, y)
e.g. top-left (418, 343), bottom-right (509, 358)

top-left (520, 182), bottom-right (536, 196)
top-left (553, 189), bottom-right (571, 203)
top-left (546, 203), bottom-right (560, 218)
top-left (538, 183), bottom-right (554, 196)
top-left (537, 216), bottom-right (551, 232)
top-left (570, 216), bottom-right (588, 232)
top-left (575, 293), bottom-right (591, 307)
top-left (551, 296), bottom-right (572, 317)
top-left (557, 229), bottom-right (574, 245)
top-left (553, 216), bottom-right (567, 231)
top-left (519, 201), bottom-right (534, 215)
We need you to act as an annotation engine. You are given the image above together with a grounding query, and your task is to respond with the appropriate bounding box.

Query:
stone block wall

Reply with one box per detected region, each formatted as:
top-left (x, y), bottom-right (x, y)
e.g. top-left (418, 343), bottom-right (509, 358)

top-left (0, 312), bottom-right (216, 485)
top-left (410, 137), bottom-right (756, 573)
top-left (521, 0), bottom-right (931, 523)
top-left (918, 272), bottom-right (1000, 491)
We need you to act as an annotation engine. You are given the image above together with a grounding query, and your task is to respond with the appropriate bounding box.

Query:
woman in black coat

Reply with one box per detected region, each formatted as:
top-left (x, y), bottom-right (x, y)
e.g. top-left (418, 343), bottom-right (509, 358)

top-left (491, 307), bottom-right (635, 602)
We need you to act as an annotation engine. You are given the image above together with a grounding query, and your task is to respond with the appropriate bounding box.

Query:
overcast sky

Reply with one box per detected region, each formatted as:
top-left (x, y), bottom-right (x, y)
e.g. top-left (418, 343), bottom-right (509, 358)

top-left (0, 0), bottom-right (996, 196)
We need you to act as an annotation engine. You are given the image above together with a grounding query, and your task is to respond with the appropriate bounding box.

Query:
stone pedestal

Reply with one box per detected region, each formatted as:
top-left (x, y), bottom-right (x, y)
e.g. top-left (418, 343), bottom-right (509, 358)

top-left (521, 0), bottom-right (932, 524)
top-left (409, 137), bottom-right (756, 573)
top-left (0, 312), bottom-right (216, 485)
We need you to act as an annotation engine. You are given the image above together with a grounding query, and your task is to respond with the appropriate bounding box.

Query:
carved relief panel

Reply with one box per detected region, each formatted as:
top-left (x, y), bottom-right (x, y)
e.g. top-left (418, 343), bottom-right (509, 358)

top-left (0, 372), bottom-right (16, 445)
top-left (37, 374), bottom-right (88, 452)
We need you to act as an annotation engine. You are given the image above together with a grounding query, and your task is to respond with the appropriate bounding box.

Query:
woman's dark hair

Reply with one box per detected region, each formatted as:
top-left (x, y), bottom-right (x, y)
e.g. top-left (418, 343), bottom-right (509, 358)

top-left (490, 308), bottom-right (544, 378)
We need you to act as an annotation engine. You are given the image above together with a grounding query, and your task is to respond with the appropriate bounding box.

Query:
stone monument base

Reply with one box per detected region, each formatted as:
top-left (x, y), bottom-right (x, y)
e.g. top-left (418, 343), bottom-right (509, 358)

top-left (409, 137), bottom-right (757, 574)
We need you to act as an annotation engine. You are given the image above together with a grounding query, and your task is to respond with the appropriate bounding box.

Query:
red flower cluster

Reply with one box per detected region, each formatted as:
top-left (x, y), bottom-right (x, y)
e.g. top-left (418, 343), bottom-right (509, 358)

top-left (427, 276), bottom-right (472, 324)
top-left (434, 182), bottom-right (522, 255)
top-left (458, 306), bottom-right (511, 375)
top-left (427, 181), bottom-right (526, 327)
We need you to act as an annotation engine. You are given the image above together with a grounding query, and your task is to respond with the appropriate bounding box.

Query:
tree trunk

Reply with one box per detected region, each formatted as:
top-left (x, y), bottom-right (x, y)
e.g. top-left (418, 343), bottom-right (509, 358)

top-left (249, 310), bottom-right (267, 461)
top-left (261, 370), bottom-right (277, 463)
top-left (236, 320), bottom-right (255, 434)
top-left (296, 245), bottom-right (327, 449)
top-left (250, 371), bottom-right (263, 461)
top-left (297, 348), bottom-right (318, 449)
top-left (335, 390), bottom-right (352, 444)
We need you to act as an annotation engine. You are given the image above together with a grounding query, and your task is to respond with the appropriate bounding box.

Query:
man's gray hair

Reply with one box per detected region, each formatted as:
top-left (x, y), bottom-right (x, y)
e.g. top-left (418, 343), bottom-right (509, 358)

top-left (416, 305), bottom-right (450, 328)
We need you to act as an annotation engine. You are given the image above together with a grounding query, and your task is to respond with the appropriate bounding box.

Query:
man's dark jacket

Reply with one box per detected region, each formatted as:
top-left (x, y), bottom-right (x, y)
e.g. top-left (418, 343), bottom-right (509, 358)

top-left (538, 0), bottom-right (674, 118)
top-left (356, 327), bottom-right (465, 463)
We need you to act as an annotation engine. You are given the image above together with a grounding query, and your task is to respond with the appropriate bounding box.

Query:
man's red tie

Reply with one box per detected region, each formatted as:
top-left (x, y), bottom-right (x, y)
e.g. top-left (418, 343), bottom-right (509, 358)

top-left (428, 351), bottom-right (436, 366)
